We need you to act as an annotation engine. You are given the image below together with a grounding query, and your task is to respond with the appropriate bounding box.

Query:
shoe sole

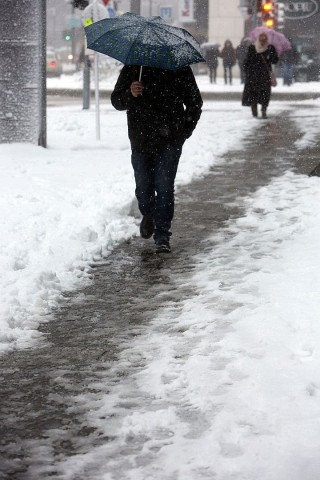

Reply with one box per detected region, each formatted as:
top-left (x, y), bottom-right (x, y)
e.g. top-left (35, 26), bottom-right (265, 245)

top-left (140, 221), bottom-right (154, 239)
top-left (156, 245), bottom-right (171, 253)
top-left (140, 230), bottom-right (154, 239)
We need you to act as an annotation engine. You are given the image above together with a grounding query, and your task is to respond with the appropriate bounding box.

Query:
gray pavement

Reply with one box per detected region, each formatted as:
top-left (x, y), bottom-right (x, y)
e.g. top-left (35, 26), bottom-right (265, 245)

top-left (47, 88), bottom-right (320, 107)
top-left (0, 104), bottom-right (319, 479)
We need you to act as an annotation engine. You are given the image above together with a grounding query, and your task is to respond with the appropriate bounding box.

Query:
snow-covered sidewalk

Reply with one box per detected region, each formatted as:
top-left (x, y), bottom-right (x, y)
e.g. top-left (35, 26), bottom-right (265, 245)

top-left (0, 100), bottom-right (258, 353)
top-left (1, 82), bottom-right (320, 478)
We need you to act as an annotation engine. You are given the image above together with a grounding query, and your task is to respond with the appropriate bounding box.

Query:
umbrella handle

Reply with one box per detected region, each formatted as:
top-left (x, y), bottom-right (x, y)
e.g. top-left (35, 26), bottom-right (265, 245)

top-left (139, 66), bottom-right (143, 82)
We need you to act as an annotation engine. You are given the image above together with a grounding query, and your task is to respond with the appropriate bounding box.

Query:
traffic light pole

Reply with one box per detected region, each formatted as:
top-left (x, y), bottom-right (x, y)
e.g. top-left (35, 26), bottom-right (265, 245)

top-left (252, 0), bottom-right (260, 27)
top-left (131, 0), bottom-right (140, 14)
top-left (39, 0), bottom-right (47, 147)
top-left (71, 4), bottom-right (77, 62)
top-left (83, 53), bottom-right (91, 110)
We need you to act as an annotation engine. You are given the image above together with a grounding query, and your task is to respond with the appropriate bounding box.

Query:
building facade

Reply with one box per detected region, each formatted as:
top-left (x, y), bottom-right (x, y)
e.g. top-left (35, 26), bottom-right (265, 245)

top-left (208, 1), bottom-right (244, 49)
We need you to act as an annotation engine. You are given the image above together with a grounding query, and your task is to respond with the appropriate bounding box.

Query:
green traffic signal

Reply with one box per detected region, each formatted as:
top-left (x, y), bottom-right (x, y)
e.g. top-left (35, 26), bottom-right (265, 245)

top-left (65, 34), bottom-right (71, 41)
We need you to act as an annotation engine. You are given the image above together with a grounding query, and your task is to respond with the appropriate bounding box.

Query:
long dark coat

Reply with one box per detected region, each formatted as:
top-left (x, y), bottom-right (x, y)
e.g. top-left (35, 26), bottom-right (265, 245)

top-left (242, 44), bottom-right (279, 108)
top-left (111, 66), bottom-right (203, 154)
top-left (220, 44), bottom-right (237, 68)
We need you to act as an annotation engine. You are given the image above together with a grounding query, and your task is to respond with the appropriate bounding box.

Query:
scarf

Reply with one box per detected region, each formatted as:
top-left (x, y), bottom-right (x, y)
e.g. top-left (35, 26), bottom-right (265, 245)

top-left (255, 39), bottom-right (268, 54)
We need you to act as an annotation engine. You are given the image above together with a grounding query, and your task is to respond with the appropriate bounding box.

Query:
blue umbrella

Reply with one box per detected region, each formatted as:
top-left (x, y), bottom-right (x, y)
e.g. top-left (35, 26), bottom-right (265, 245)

top-left (84, 12), bottom-right (205, 73)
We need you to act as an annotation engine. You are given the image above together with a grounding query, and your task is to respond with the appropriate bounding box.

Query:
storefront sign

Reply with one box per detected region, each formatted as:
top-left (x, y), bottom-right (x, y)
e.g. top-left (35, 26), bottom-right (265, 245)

top-left (179, 0), bottom-right (194, 23)
top-left (284, 0), bottom-right (319, 19)
top-left (160, 6), bottom-right (173, 21)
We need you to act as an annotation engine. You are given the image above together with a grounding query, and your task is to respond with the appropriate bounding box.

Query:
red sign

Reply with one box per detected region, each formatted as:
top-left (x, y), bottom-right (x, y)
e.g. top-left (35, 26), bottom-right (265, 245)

top-left (102, 0), bottom-right (110, 5)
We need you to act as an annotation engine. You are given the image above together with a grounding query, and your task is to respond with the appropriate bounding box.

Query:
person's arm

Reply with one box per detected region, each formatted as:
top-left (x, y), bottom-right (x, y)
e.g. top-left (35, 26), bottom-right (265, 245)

top-left (270, 45), bottom-right (279, 65)
top-left (243, 45), bottom-right (254, 72)
top-left (181, 67), bottom-right (203, 138)
top-left (111, 66), bottom-right (137, 111)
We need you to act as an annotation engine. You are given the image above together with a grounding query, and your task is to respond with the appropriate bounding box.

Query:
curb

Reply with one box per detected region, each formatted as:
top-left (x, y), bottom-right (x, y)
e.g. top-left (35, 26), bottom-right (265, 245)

top-left (47, 88), bottom-right (320, 101)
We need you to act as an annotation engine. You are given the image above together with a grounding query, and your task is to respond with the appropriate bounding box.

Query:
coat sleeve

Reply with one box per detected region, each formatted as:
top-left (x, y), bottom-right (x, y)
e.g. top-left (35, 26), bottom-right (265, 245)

top-left (270, 45), bottom-right (279, 65)
top-left (243, 45), bottom-right (254, 73)
top-left (181, 67), bottom-right (203, 138)
top-left (111, 66), bottom-right (135, 111)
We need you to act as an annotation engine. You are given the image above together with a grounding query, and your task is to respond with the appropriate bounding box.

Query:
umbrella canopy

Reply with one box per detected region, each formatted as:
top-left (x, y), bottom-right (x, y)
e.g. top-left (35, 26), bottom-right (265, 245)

top-left (248, 26), bottom-right (291, 56)
top-left (200, 42), bottom-right (220, 51)
top-left (84, 12), bottom-right (205, 70)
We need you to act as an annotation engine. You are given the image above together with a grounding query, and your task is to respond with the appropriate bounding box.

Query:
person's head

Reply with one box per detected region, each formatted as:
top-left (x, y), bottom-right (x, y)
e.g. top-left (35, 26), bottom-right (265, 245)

top-left (224, 39), bottom-right (232, 47)
top-left (258, 33), bottom-right (268, 47)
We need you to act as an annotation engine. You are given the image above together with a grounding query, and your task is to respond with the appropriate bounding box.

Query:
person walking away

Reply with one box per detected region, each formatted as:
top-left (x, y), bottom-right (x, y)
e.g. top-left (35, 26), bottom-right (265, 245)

top-left (205, 46), bottom-right (219, 83)
top-left (281, 40), bottom-right (299, 86)
top-left (220, 40), bottom-right (236, 85)
top-left (236, 38), bottom-right (251, 84)
top-left (242, 33), bottom-right (279, 119)
top-left (111, 66), bottom-right (203, 253)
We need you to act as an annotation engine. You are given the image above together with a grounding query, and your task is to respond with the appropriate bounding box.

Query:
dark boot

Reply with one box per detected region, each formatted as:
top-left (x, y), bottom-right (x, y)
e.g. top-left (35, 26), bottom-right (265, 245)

top-left (155, 234), bottom-right (171, 253)
top-left (251, 103), bottom-right (258, 117)
top-left (261, 107), bottom-right (267, 119)
top-left (140, 215), bottom-right (154, 239)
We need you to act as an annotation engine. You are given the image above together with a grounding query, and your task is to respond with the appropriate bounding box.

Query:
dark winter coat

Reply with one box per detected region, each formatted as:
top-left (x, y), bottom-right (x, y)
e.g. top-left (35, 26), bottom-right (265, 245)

top-left (236, 43), bottom-right (250, 67)
top-left (205, 48), bottom-right (219, 69)
top-left (281, 46), bottom-right (300, 65)
top-left (242, 44), bottom-right (279, 107)
top-left (111, 65), bottom-right (203, 154)
top-left (220, 45), bottom-right (236, 67)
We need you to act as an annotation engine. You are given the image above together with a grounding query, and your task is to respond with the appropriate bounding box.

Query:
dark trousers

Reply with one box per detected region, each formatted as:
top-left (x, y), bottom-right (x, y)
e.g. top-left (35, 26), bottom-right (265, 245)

top-left (224, 65), bottom-right (233, 84)
top-left (283, 63), bottom-right (294, 86)
top-left (209, 66), bottom-right (217, 83)
top-left (131, 145), bottom-right (182, 238)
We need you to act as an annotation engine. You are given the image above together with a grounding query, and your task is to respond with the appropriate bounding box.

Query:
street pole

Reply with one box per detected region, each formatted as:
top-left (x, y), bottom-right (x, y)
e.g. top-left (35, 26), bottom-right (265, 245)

top-left (39, 0), bottom-right (47, 147)
top-left (83, 53), bottom-right (91, 110)
top-left (71, 4), bottom-right (77, 62)
top-left (93, 0), bottom-right (102, 141)
top-left (253, 0), bottom-right (259, 27)
top-left (131, 0), bottom-right (140, 14)
top-left (94, 52), bottom-right (101, 141)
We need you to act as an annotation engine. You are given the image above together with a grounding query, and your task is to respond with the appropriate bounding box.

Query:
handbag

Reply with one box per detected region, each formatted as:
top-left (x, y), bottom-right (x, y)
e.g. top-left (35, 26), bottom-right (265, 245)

top-left (262, 54), bottom-right (277, 87)
top-left (270, 71), bottom-right (277, 87)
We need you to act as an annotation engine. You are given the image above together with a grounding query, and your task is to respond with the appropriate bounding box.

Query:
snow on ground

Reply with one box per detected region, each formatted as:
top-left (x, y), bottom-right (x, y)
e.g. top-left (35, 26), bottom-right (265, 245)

top-left (47, 65), bottom-right (320, 95)
top-left (0, 95), bottom-right (259, 354)
top-left (41, 98), bottom-right (320, 480)
top-left (2, 71), bottom-right (320, 478)
top-left (85, 170), bottom-right (320, 480)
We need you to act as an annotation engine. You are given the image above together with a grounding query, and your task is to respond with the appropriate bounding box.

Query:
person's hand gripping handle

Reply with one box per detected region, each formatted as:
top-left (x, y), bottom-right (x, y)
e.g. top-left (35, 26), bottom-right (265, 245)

top-left (130, 81), bottom-right (144, 97)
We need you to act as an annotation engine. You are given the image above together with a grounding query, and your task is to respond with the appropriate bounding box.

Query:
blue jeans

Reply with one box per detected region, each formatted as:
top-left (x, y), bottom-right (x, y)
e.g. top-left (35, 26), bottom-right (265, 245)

top-left (283, 63), bottom-right (294, 86)
top-left (131, 144), bottom-right (182, 238)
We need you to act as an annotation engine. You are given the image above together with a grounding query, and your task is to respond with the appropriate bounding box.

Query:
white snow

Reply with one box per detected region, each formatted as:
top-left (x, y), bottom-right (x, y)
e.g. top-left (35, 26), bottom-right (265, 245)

top-left (1, 72), bottom-right (320, 479)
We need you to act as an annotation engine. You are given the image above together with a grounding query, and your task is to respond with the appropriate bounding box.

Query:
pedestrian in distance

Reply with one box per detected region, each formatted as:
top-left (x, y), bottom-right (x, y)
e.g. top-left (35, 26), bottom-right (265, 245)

top-left (242, 33), bottom-right (279, 119)
top-left (220, 39), bottom-right (237, 85)
top-left (205, 46), bottom-right (219, 84)
top-left (281, 39), bottom-right (299, 86)
top-left (111, 66), bottom-right (203, 253)
top-left (236, 37), bottom-right (251, 84)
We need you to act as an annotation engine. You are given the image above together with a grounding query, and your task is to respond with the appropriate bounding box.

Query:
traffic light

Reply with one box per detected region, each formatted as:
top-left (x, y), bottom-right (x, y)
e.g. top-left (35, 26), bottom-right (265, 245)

top-left (63, 30), bottom-right (72, 41)
top-left (256, 0), bottom-right (263, 12)
top-left (70, 0), bottom-right (89, 9)
top-left (275, 2), bottom-right (285, 30)
top-left (261, 1), bottom-right (275, 28)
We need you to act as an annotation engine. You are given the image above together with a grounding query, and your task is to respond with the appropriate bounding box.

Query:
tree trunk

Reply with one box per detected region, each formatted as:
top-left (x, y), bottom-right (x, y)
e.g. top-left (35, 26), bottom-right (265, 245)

top-left (0, 0), bottom-right (46, 146)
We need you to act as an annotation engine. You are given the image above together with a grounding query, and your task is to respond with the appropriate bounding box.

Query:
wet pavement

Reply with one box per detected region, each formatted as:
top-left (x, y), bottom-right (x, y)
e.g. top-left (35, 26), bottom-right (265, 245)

top-left (0, 103), bottom-right (319, 479)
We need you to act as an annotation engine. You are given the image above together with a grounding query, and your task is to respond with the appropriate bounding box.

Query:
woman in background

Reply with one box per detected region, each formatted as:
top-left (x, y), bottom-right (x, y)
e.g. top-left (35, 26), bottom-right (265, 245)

top-left (242, 33), bottom-right (279, 119)
top-left (220, 40), bottom-right (236, 85)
